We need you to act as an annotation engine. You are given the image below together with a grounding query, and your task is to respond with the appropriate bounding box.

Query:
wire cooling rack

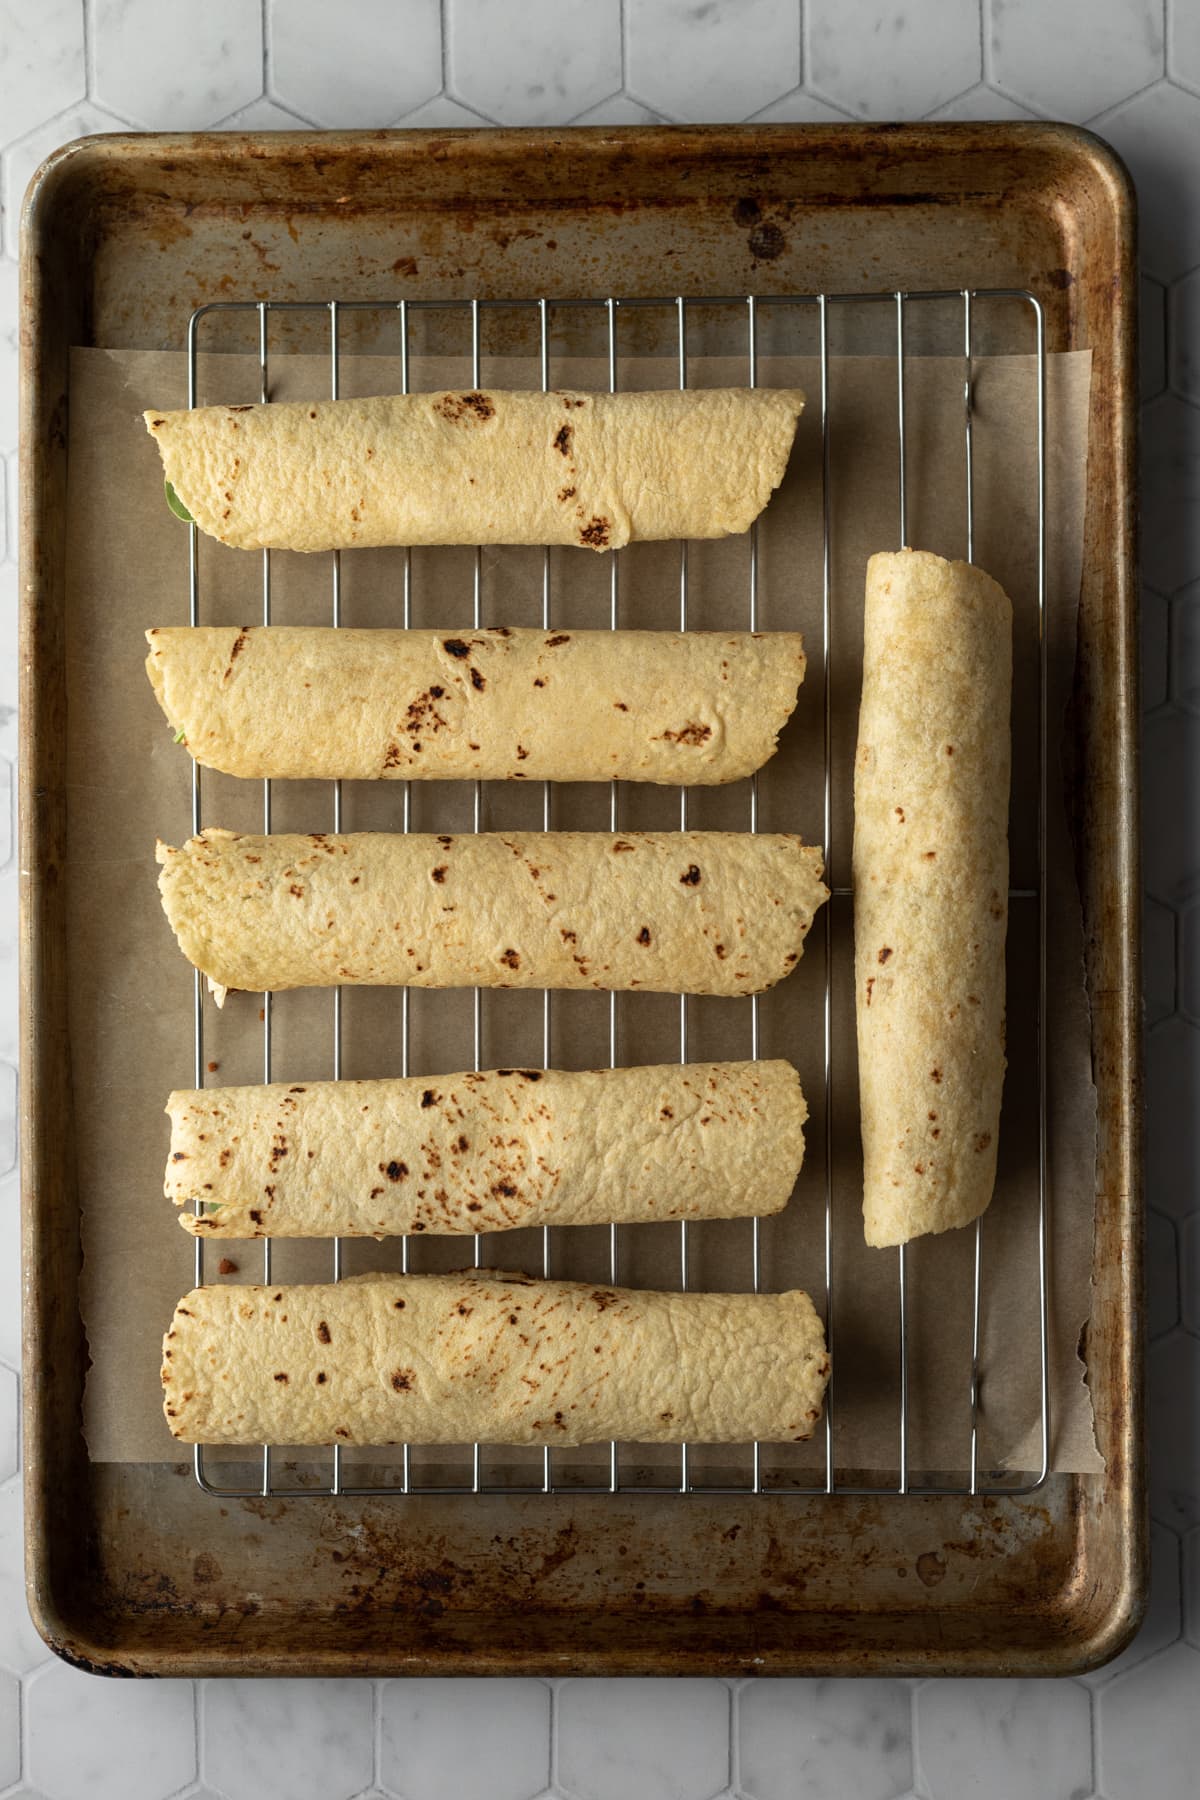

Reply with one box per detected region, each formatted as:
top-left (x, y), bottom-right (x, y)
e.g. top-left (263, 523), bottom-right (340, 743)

top-left (183, 288), bottom-right (1048, 1502)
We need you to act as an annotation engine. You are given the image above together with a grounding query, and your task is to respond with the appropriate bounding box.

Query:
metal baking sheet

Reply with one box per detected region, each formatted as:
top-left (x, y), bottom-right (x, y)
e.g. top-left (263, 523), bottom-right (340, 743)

top-left (20, 124), bottom-right (1140, 1676)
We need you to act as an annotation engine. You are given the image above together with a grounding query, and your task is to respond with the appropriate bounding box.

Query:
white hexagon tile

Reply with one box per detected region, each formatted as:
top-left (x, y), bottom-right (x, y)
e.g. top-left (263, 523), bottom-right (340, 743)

top-left (805, 0), bottom-right (981, 117)
top-left (556, 1680), bottom-right (730, 1800)
top-left (0, 3), bottom-right (1198, 1798)
top-left (914, 1678), bottom-right (1094, 1799)
top-left (267, 0), bottom-right (442, 127)
top-left (0, 1366), bottom-right (15, 1489)
top-left (0, 100), bottom-right (128, 260)
top-left (1081, 1520), bottom-right (1183, 1690)
top-left (1187, 1523), bottom-right (1200, 1644)
top-left (1143, 274), bottom-right (1168, 399)
top-left (626, 0), bottom-right (801, 122)
top-left (445, 0), bottom-right (622, 126)
top-left (1183, 1212), bottom-right (1200, 1337)
top-left (988, 0), bottom-right (1164, 121)
top-left (1147, 1205), bottom-right (1181, 1338)
top-left (1098, 1644), bottom-right (1200, 1799)
top-left (203, 1680), bottom-right (374, 1800)
top-left (380, 1679), bottom-right (551, 1799)
top-left (0, 1670), bottom-right (17, 1791)
top-left (0, 1483), bottom-right (51, 1678)
top-left (736, 1678), bottom-right (912, 1798)
top-left (88, 0), bottom-right (263, 130)
top-left (0, 0), bottom-right (85, 147)
top-left (25, 1660), bottom-right (196, 1798)
top-left (1093, 81), bottom-right (1200, 283)
top-left (387, 94), bottom-right (493, 130)
top-left (212, 96), bottom-right (318, 133)
top-left (927, 83), bottom-right (1040, 120)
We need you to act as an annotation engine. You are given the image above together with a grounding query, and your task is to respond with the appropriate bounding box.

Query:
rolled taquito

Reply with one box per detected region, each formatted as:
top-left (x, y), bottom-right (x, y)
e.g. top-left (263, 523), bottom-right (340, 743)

top-left (166, 1059), bottom-right (807, 1238)
top-left (157, 828), bottom-right (828, 1003)
top-left (145, 386), bottom-right (805, 553)
top-left (854, 548), bottom-right (1012, 1247)
top-left (162, 1272), bottom-right (830, 1447)
top-left (145, 625), bottom-right (805, 785)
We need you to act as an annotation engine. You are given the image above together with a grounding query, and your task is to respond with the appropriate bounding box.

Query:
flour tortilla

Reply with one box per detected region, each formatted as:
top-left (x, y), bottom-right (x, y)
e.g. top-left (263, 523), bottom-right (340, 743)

top-left (145, 625), bottom-right (806, 785)
top-left (167, 1058), bottom-right (806, 1239)
top-left (144, 387), bottom-right (806, 553)
top-left (162, 1271), bottom-right (830, 1447)
top-left (157, 828), bottom-right (828, 1003)
top-left (854, 549), bottom-right (1012, 1247)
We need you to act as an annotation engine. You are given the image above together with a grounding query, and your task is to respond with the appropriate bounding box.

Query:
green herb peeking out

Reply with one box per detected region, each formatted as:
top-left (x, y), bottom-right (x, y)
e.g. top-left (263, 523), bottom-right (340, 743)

top-left (165, 480), bottom-right (194, 523)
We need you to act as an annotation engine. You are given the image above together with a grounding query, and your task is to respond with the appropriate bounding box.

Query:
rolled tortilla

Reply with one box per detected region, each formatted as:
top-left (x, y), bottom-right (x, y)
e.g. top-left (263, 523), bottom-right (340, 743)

top-left (144, 387), bottom-right (805, 554)
top-left (162, 1271), bottom-right (830, 1446)
top-left (157, 828), bottom-right (828, 1002)
top-left (167, 1059), bottom-right (806, 1239)
top-left (145, 625), bottom-right (805, 786)
top-left (854, 549), bottom-right (1012, 1248)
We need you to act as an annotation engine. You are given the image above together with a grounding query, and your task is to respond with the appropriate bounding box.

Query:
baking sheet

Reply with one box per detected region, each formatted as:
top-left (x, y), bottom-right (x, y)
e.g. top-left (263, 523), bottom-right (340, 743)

top-left (65, 340), bottom-right (1099, 1475)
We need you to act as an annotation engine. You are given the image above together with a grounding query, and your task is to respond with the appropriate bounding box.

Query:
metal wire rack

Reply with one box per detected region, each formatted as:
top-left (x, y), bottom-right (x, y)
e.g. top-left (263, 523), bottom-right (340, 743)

top-left (183, 287), bottom-right (1048, 1502)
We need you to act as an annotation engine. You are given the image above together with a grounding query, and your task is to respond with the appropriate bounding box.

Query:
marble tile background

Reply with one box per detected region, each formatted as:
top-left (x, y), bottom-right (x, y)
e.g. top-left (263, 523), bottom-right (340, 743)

top-left (0, 0), bottom-right (1196, 1795)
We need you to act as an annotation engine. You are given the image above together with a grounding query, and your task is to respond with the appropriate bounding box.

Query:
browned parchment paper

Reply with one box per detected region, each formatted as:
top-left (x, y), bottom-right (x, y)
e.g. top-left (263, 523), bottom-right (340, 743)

top-left (66, 342), bottom-right (1099, 1476)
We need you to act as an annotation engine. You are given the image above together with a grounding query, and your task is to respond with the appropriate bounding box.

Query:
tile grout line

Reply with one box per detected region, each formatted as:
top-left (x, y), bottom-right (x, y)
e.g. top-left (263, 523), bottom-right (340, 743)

top-left (727, 1678), bottom-right (742, 1795)
top-left (980, 0), bottom-right (991, 84)
top-left (17, 1660), bottom-right (28, 1792)
top-left (195, 1675), bottom-right (206, 1787)
top-left (1089, 1671), bottom-right (1102, 1796)
top-left (1085, 69), bottom-right (1186, 127)
top-left (909, 1679), bottom-right (923, 1798)
top-left (81, 0), bottom-right (96, 101)
top-left (547, 1676), bottom-right (560, 1792)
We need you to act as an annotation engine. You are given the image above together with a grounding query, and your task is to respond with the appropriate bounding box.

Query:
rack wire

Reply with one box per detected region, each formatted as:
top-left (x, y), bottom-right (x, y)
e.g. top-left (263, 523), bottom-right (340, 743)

top-left (186, 287), bottom-right (1048, 1502)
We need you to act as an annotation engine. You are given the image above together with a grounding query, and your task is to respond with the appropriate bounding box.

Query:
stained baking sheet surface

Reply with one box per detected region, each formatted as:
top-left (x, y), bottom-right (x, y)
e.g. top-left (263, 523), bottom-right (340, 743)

top-left (64, 338), bottom-right (1098, 1477)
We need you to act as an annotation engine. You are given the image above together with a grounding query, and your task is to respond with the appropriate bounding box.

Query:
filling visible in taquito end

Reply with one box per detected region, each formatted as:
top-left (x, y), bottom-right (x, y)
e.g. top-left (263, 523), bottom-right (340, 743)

top-left (853, 548), bottom-right (1012, 1248)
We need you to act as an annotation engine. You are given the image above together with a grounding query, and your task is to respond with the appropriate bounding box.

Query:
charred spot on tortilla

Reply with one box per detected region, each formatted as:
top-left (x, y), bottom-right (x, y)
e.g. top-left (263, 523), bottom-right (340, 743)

top-left (434, 392), bottom-right (495, 423)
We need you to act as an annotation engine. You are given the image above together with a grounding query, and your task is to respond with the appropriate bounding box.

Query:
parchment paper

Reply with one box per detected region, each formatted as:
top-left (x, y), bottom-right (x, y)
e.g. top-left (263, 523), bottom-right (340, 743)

top-left (66, 342), bottom-right (1100, 1477)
